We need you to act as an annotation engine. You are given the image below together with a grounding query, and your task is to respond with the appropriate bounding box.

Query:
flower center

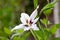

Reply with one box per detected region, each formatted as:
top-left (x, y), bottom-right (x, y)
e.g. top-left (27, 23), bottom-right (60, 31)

top-left (25, 19), bottom-right (33, 27)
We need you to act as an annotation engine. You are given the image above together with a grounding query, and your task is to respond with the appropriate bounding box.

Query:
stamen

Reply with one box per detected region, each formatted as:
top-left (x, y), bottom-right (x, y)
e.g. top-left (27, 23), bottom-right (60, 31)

top-left (30, 20), bottom-right (33, 24)
top-left (24, 25), bottom-right (28, 27)
top-left (26, 20), bottom-right (28, 23)
top-left (25, 19), bottom-right (33, 27)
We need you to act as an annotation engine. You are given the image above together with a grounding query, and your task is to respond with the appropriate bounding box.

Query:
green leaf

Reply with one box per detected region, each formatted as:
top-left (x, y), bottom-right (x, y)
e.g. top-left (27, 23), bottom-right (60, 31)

top-left (13, 37), bottom-right (21, 40)
top-left (17, 29), bottom-right (24, 33)
top-left (4, 27), bottom-right (11, 35)
top-left (40, 18), bottom-right (51, 27)
top-left (40, 18), bottom-right (47, 25)
top-left (33, 29), bottom-right (47, 40)
top-left (0, 30), bottom-right (7, 37)
top-left (40, 0), bottom-right (56, 15)
top-left (43, 9), bottom-right (52, 16)
top-left (13, 32), bottom-right (30, 40)
top-left (33, 31), bottom-right (42, 40)
top-left (52, 37), bottom-right (60, 40)
top-left (50, 24), bottom-right (60, 34)
top-left (44, 28), bottom-right (52, 40)
top-left (0, 37), bottom-right (8, 40)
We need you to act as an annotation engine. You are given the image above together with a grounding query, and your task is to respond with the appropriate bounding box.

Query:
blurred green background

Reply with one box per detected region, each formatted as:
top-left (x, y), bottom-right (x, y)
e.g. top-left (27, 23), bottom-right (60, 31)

top-left (0, 0), bottom-right (36, 40)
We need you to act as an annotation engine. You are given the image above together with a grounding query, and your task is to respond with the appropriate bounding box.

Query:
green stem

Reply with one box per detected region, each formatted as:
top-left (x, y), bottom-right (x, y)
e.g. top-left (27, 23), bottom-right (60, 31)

top-left (46, 16), bottom-right (48, 28)
top-left (30, 29), bottom-right (37, 40)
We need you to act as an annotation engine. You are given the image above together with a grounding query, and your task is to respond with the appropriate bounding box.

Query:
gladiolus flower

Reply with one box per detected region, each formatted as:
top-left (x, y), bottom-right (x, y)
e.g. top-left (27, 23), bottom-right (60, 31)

top-left (11, 6), bottom-right (39, 31)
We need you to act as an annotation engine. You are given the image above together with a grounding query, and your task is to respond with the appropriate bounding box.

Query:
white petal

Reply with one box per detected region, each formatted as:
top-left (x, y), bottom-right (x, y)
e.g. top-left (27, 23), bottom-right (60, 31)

top-left (30, 5), bottom-right (39, 19)
top-left (24, 27), bottom-right (30, 31)
top-left (20, 13), bottom-right (30, 24)
top-left (31, 24), bottom-right (39, 30)
top-left (11, 24), bottom-right (25, 32)
top-left (33, 17), bottom-right (39, 24)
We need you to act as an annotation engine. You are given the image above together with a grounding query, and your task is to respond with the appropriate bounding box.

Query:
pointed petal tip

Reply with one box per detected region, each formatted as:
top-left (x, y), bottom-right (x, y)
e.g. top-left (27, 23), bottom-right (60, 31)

top-left (33, 28), bottom-right (39, 30)
top-left (37, 5), bottom-right (39, 9)
top-left (36, 28), bottom-right (39, 30)
top-left (11, 28), bottom-right (16, 32)
top-left (33, 17), bottom-right (39, 24)
top-left (37, 17), bottom-right (39, 19)
top-left (11, 29), bottom-right (15, 32)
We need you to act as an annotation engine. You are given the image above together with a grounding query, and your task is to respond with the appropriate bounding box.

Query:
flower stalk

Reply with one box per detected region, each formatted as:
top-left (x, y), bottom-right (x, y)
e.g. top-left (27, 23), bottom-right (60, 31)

top-left (30, 29), bottom-right (37, 40)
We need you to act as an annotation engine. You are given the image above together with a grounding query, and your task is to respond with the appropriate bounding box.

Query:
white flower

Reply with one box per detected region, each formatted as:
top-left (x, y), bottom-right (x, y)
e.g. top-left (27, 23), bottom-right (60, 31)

top-left (11, 6), bottom-right (39, 31)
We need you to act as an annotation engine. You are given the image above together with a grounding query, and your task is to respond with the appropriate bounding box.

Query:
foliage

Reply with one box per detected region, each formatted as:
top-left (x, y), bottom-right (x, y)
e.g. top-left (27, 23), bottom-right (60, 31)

top-left (0, 0), bottom-right (60, 40)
